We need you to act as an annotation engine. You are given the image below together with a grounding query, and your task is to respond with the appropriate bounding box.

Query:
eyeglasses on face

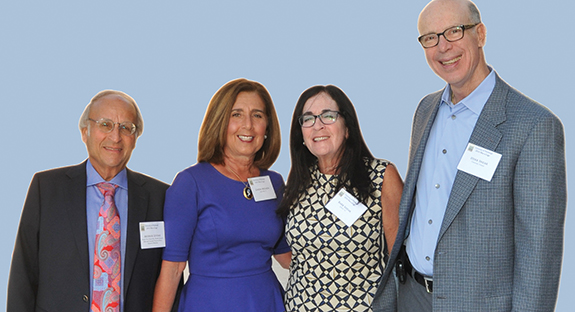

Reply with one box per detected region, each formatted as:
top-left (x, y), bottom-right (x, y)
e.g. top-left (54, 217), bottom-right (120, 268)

top-left (418, 23), bottom-right (479, 48)
top-left (298, 110), bottom-right (340, 128)
top-left (88, 118), bottom-right (137, 136)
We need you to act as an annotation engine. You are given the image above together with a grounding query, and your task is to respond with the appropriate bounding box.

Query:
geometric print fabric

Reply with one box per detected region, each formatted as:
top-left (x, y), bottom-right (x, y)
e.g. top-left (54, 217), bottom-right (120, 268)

top-left (92, 182), bottom-right (121, 312)
top-left (285, 158), bottom-right (389, 311)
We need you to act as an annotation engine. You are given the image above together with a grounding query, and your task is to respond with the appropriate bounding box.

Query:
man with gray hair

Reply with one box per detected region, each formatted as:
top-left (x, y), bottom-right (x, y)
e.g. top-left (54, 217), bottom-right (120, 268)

top-left (373, 0), bottom-right (566, 311)
top-left (8, 90), bottom-right (177, 312)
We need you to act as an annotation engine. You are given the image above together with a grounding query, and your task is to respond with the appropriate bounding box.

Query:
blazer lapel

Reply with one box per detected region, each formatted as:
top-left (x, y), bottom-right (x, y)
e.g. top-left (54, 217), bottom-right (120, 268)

top-left (123, 169), bottom-right (149, 294)
top-left (65, 161), bottom-right (90, 280)
top-left (401, 91), bottom-right (443, 238)
top-left (438, 75), bottom-right (508, 240)
top-left (383, 90), bottom-right (445, 281)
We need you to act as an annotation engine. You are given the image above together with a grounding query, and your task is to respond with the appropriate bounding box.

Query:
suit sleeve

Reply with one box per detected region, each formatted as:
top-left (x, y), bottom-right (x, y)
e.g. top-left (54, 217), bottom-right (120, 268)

top-left (7, 174), bottom-right (41, 312)
top-left (512, 113), bottom-right (566, 311)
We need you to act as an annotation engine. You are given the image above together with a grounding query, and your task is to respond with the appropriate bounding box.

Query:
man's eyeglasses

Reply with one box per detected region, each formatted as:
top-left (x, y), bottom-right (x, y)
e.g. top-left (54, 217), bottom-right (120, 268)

top-left (418, 23), bottom-right (479, 48)
top-left (88, 118), bottom-right (137, 136)
top-left (298, 111), bottom-right (340, 128)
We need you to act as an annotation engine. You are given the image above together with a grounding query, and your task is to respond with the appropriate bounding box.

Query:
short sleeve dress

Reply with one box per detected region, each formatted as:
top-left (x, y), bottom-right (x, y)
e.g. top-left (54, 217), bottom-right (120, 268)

top-left (163, 162), bottom-right (290, 312)
top-left (284, 158), bottom-right (389, 311)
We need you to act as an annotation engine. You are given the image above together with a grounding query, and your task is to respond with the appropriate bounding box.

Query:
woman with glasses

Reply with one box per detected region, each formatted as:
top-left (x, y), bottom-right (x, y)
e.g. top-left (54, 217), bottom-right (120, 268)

top-left (277, 85), bottom-right (403, 311)
top-left (152, 78), bottom-right (291, 312)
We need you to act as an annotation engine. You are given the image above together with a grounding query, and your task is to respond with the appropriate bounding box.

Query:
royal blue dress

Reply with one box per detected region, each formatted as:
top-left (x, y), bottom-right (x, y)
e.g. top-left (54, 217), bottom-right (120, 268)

top-left (163, 162), bottom-right (289, 312)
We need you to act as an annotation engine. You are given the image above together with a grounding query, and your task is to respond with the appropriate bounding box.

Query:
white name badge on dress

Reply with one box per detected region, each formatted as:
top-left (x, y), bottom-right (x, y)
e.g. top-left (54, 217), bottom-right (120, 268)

top-left (247, 175), bottom-right (277, 202)
top-left (325, 188), bottom-right (368, 227)
top-left (457, 143), bottom-right (502, 182)
top-left (139, 221), bottom-right (166, 249)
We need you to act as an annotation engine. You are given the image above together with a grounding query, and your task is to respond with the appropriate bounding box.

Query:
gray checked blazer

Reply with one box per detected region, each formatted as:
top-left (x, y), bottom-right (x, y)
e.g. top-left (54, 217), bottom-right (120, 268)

top-left (372, 73), bottom-right (566, 312)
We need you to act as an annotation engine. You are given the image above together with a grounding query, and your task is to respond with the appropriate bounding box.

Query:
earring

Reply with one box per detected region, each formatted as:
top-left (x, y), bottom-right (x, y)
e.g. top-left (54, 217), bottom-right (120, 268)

top-left (303, 141), bottom-right (306, 145)
top-left (264, 135), bottom-right (268, 139)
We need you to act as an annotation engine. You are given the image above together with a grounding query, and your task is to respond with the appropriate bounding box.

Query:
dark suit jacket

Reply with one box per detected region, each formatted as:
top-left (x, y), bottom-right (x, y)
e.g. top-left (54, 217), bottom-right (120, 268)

top-left (8, 161), bottom-right (175, 312)
top-left (373, 74), bottom-right (567, 311)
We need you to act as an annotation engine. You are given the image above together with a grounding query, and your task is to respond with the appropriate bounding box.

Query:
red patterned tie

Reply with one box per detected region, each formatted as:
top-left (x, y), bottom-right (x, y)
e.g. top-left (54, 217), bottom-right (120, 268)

top-left (92, 182), bottom-right (121, 312)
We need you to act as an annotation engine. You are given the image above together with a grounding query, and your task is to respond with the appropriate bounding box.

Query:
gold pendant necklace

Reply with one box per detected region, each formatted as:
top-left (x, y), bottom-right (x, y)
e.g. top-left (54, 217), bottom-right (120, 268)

top-left (225, 164), bottom-right (253, 200)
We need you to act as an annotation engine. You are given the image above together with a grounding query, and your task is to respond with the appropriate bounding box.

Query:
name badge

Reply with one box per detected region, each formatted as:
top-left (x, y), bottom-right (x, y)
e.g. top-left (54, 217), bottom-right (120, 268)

top-left (325, 188), bottom-right (368, 227)
top-left (457, 143), bottom-right (502, 181)
top-left (139, 221), bottom-right (166, 249)
top-left (247, 176), bottom-right (277, 202)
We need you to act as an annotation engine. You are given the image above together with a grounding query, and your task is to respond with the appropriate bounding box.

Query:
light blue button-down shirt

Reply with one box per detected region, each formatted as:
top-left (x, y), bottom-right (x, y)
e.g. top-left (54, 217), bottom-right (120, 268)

top-left (86, 160), bottom-right (128, 312)
top-left (405, 69), bottom-right (496, 276)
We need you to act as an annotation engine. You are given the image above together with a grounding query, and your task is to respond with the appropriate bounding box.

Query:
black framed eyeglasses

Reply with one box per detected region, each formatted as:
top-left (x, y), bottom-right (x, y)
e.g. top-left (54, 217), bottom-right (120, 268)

top-left (298, 110), bottom-right (340, 128)
top-left (88, 118), bottom-right (137, 136)
top-left (418, 23), bottom-right (480, 48)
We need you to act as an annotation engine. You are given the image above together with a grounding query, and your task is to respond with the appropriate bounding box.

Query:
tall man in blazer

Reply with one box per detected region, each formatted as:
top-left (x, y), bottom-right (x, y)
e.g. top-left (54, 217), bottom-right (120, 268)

top-left (373, 0), bottom-right (566, 311)
top-left (8, 90), bottom-right (176, 312)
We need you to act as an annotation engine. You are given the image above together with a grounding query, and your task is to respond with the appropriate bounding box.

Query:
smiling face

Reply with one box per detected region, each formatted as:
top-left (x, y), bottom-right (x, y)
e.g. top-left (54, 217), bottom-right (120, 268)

top-left (82, 94), bottom-right (138, 180)
top-left (224, 91), bottom-right (268, 163)
top-left (418, 0), bottom-right (489, 99)
top-left (301, 92), bottom-right (348, 171)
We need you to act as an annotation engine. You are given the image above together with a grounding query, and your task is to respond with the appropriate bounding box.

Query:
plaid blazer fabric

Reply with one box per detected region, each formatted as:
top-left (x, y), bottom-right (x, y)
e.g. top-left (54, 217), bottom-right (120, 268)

top-left (372, 73), bottom-right (566, 312)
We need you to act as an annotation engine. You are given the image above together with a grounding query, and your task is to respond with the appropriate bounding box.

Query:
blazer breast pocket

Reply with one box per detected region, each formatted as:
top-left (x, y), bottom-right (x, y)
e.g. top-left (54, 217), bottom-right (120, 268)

top-left (473, 172), bottom-right (511, 191)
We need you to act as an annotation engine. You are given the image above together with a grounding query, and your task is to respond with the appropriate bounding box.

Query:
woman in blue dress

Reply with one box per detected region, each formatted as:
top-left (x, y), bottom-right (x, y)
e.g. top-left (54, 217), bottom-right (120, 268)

top-left (152, 78), bottom-right (291, 312)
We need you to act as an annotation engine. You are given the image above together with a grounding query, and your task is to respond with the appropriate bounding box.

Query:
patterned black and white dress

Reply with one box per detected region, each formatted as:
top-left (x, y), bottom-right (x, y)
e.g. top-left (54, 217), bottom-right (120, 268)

top-left (284, 158), bottom-right (389, 312)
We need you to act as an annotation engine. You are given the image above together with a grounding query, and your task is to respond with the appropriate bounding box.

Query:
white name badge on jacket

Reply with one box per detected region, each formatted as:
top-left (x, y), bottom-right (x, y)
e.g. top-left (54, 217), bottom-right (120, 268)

top-left (325, 188), bottom-right (368, 227)
top-left (247, 176), bottom-right (277, 202)
top-left (457, 143), bottom-right (502, 182)
top-left (139, 221), bottom-right (166, 249)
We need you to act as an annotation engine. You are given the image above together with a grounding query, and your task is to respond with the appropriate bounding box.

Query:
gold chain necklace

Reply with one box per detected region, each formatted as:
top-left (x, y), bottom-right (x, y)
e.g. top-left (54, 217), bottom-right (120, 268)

top-left (225, 164), bottom-right (253, 200)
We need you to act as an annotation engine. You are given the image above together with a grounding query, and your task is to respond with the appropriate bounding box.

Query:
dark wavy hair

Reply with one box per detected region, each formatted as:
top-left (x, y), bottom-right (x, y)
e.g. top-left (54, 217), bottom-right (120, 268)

top-left (277, 85), bottom-right (374, 216)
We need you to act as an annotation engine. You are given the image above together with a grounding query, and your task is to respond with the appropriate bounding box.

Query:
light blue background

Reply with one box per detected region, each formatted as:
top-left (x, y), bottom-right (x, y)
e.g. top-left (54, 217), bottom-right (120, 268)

top-left (1, 0), bottom-right (572, 310)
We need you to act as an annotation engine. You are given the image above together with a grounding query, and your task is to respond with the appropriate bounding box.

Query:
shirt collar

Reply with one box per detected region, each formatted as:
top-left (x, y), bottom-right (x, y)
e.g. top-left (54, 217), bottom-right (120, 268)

top-left (86, 159), bottom-right (128, 190)
top-left (441, 67), bottom-right (497, 115)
